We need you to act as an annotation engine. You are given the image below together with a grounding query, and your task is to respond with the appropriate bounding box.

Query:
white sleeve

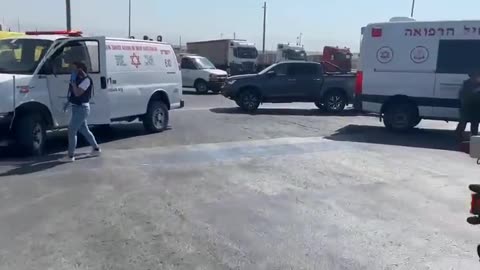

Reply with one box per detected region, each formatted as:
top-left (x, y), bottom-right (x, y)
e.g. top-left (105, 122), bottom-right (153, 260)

top-left (78, 78), bottom-right (91, 91)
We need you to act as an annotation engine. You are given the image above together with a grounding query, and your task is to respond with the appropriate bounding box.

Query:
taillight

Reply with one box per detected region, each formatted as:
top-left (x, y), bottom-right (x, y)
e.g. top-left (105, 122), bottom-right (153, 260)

top-left (355, 71), bottom-right (363, 96)
top-left (371, 28), bottom-right (382, 38)
top-left (472, 193), bottom-right (480, 215)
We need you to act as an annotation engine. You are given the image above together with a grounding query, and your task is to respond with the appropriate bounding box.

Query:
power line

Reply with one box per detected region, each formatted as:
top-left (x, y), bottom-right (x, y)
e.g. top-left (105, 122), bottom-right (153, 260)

top-left (262, 2), bottom-right (267, 55)
top-left (411, 0), bottom-right (416, 17)
top-left (66, 0), bottom-right (71, 30)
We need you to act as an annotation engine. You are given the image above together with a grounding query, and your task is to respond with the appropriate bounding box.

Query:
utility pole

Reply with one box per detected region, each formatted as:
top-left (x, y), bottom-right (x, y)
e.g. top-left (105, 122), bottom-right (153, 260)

top-left (233, 32), bottom-right (236, 39)
top-left (410, 0), bottom-right (416, 17)
top-left (128, 0), bottom-right (132, 37)
top-left (66, 0), bottom-right (71, 30)
top-left (17, 17), bottom-right (20, 32)
top-left (262, 2), bottom-right (267, 54)
top-left (179, 35), bottom-right (182, 51)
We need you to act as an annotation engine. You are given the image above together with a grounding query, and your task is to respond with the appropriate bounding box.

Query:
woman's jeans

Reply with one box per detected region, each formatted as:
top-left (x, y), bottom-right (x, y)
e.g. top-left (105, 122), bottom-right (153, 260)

top-left (68, 104), bottom-right (99, 157)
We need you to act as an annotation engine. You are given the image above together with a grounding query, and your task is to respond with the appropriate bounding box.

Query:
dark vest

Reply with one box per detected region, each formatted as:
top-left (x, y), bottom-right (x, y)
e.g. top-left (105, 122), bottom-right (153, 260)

top-left (68, 76), bottom-right (93, 105)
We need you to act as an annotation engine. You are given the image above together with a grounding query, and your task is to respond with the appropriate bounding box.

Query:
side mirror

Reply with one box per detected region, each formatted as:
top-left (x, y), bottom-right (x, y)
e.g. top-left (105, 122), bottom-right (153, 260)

top-left (266, 70), bottom-right (276, 77)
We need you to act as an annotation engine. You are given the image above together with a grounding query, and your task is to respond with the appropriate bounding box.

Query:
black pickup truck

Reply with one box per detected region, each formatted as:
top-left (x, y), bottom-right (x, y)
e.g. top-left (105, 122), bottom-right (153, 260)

top-left (221, 61), bottom-right (356, 113)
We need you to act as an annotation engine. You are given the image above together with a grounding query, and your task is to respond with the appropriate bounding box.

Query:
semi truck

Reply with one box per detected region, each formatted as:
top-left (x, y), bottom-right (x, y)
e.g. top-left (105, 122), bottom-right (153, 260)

top-left (257, 43), bottom-right (308, 71)
top-left (186, 39), bottom-right (258, 75)
top-left (307, 47), bottom-right (354, 73)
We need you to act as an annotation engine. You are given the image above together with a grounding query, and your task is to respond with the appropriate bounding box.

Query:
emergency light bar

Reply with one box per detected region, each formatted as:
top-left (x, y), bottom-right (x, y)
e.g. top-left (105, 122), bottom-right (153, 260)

top-left (25, 30), bottom-right (83, 37)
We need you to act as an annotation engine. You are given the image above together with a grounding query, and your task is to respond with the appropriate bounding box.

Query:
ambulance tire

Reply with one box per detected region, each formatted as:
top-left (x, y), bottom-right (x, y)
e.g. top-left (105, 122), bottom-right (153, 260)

top-left (383, 102), bottom-right (418, 132)
top-left (143, 101), bottom-right (169, 133)
top-left (15, 114), bottom-right (46, 156)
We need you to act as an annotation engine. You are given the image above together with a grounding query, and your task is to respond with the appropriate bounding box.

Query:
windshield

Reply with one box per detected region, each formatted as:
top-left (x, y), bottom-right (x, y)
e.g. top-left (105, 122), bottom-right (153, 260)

top-left (0, 38), bottom-right (52, 74)
top-left (194, 57), bottom-right (216, 69)
top-left (285, 49), bottom-right (307, 61)
top-left (234, 47), bottom-right (258, 59)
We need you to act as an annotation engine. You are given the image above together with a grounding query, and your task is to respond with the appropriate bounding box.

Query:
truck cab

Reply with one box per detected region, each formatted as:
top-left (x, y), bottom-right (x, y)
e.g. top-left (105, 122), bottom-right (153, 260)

top-left (229, 40), bottom-right (258, 75)
top-left (276, 44), bottom-right (307, 62)
top-left (322, 46), bottom-right (353, 73)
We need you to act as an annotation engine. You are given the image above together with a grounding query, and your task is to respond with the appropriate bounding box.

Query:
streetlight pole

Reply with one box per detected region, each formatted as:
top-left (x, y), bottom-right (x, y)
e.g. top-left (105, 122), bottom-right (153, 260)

top-left (262, 1), bottom-right (267, 55)
top-left (128, 0), bottom-right (132, 37)
top-left (66, 0), bottom-right (71, 31)
top-left (410, 0), bottom-right (416, 18)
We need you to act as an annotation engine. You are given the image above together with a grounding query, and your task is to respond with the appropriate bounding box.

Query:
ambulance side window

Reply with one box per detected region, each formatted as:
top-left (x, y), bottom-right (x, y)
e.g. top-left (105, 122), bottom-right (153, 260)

top-left (47, 41), bottom-right (95, 74)
top-left (437, 40), bottom-right (480, 74)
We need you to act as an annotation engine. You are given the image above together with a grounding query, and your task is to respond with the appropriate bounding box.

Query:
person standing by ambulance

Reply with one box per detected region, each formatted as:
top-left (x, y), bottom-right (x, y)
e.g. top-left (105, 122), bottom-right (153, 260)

top-left (456, 70), bottom-right (480, 140)
top-left (61, 62), bottom-right (101, 162)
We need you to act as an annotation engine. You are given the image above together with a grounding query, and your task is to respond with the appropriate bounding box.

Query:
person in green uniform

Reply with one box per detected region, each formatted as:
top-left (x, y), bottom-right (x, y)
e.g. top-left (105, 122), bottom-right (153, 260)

top-left (456, 70), bottom-right (480, 140)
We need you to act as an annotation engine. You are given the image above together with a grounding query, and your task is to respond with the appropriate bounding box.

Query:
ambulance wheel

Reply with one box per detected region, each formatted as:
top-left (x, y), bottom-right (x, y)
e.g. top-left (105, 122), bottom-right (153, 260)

top-left (143, 101), bottom-right (169, 133)
top-left (384, 102), bottom-right (418, 132)
top-left (194, 80), bottom-right (208, 94)
top-left (15, 114), bottom-right (46, 156)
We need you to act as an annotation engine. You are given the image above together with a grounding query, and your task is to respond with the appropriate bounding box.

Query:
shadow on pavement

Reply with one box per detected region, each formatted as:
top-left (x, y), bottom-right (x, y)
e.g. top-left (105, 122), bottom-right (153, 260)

top-left (183, 89), bottom-right (219, 96)
top-left (325, 124), bottom-right (458, 151)
top-left (210, 107), bottom-right (362, 117)
top-left (0, 123), bottom-right (160, 168)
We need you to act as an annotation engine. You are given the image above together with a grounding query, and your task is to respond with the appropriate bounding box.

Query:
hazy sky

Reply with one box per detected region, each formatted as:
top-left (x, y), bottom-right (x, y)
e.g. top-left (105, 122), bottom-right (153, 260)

top-left (2, 0), bottom-right (480, 52)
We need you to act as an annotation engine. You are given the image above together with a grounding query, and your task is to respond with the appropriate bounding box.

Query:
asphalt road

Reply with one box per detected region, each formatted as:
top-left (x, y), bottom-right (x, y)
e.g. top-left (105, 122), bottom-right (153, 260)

top-left (0, 90), bottom-right (479, 269)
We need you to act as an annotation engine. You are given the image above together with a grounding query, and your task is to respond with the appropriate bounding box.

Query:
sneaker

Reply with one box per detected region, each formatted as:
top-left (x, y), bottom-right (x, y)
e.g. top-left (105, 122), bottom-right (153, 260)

top-left (90, 147), bottom-right (102, 156)
top-left (60, 156), bottom-right (75, 162)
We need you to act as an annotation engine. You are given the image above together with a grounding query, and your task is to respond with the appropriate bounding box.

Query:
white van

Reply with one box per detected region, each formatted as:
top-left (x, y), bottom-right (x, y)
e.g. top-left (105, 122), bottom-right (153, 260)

top-left (357, 18), bottom-right (480, 131)
top-left (0, 31), bottom-right (183, 155)
top-left (179, 54), bottom-right (228, 94)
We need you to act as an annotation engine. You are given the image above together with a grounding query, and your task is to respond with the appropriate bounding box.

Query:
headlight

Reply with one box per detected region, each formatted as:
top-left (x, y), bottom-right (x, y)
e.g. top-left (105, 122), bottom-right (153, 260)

top-left (209, 74), bottom-right (219, 80)
top-left (227, 80), bottom-right (236, 85)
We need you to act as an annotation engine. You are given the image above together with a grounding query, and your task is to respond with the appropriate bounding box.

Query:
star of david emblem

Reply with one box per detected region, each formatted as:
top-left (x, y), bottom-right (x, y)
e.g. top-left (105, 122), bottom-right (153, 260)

top-left (380, 51), bottom-right (390, 59)
top-left (130, 53), bottom-right (141, 68)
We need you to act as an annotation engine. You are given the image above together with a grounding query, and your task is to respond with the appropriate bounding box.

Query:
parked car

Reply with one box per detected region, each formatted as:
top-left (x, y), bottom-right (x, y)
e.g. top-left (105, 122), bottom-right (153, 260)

top-left (0, 31), bottom-right (184, 155)
top-left (221, 61), bottom-right (356, 112)
top-left (180, 54), bottom-right (228, 94)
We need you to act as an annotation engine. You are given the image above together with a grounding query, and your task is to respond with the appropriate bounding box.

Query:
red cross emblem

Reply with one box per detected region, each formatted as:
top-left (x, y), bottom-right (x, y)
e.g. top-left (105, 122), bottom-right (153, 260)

top-left (130, 53), bottom-right (141, 68)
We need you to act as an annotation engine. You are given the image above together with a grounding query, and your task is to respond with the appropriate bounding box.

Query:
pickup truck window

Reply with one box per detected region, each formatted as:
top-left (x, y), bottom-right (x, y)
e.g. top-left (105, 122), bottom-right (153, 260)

top-left (287, 63), bottom-right (320, 76)
top-left (272, 63), bottom-right (288, 76)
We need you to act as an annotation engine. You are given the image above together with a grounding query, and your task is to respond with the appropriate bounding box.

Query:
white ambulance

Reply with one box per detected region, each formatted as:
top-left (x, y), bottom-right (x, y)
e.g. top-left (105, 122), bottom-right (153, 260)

top-left (0, 31), bottom-right (183, 155)
top-left (357, 17), bottom-right (480, 131)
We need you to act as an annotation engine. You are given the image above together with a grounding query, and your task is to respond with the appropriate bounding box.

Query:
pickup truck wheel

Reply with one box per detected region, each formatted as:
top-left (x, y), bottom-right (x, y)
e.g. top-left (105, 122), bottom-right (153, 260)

top-left (195, 80), bottom-right (209, 94)
top-left (15, 114), bottom-right (46, 156)
top-left (324, 91), bottom-right (347, 113)
top-left (237, 90), bottom-right (260, 112)
top-left (143, 101), bottom-right (169, 133)
top-left (383, 102), bottom-right (418, 132)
